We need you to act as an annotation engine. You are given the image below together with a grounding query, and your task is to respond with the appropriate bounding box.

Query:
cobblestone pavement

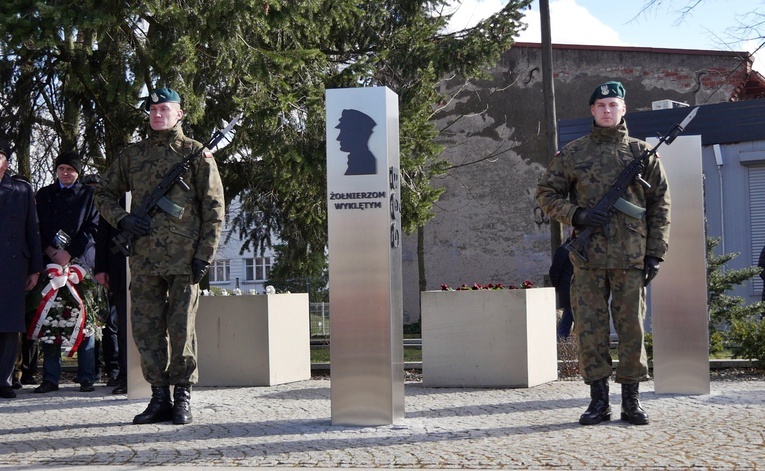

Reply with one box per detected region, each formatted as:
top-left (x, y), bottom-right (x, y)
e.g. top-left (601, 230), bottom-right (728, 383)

top-left (1, 377), bottom-right (763, 470)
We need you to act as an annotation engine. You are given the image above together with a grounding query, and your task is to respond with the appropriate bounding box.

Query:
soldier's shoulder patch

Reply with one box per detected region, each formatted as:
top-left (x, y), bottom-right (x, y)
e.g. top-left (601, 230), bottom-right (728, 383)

top-left (204, 150), bottom-right (214, 159)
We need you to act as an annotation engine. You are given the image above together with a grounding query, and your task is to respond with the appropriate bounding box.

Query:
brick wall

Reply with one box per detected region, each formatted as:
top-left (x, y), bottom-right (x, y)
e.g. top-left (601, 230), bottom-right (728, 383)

top-left (401, 43), bottom-right (752, 324)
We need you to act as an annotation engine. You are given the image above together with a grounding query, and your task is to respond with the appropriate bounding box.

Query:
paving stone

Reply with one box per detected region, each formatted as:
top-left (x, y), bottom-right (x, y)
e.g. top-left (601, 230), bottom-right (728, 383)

top-left (1, 378), bottom-right (763, 469)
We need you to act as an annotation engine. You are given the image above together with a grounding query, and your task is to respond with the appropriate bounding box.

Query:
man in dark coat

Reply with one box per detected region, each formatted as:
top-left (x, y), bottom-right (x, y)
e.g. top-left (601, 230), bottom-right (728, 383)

top-left (32, 150), bottom-right (100, 393)
top-left (0, 139), bottom-right (43, 399)
top-left (94, 202), bottom-right (128, 394)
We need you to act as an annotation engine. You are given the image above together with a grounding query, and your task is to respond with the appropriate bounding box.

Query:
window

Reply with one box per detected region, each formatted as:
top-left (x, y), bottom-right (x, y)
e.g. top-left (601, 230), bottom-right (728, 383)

top-left (245, 257), bottom-right (271, 281)
top-left (244, 259), bottom-right (254, 281)
top-left (211, 259), bottom-right (230, 282)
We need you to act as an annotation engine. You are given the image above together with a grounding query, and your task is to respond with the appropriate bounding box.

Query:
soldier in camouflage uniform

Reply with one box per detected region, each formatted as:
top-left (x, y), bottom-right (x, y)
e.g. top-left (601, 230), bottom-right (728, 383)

top-left (536, 81), bottom-right (670, 426)
top-left (95, 88), bottom-right (225, 425)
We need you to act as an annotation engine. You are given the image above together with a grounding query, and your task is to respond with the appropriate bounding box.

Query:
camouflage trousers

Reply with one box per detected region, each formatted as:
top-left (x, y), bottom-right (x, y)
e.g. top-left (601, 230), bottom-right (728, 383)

top-left (130, 274), bottom-right (199, 386)
top-left (570, 267), bottom-right (649, 384)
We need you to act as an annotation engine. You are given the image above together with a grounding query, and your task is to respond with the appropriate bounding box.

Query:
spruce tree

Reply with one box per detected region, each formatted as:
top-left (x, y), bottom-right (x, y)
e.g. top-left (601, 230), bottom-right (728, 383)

top-left (707, 236), bottom-right (765, 364)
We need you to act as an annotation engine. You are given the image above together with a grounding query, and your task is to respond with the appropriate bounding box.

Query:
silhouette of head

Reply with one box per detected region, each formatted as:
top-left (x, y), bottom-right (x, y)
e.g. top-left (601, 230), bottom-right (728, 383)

top-left (336, 109), bottom-right (377, 175)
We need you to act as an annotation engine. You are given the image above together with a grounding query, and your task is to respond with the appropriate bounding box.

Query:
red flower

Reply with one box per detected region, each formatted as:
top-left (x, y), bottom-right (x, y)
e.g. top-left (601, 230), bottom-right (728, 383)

top-left (439, 281), bottom-right (535, 291)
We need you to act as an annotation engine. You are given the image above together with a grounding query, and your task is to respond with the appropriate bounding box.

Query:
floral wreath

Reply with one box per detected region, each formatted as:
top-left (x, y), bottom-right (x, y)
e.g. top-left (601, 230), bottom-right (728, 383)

top-left (27, 263), bottom-right (104, 357)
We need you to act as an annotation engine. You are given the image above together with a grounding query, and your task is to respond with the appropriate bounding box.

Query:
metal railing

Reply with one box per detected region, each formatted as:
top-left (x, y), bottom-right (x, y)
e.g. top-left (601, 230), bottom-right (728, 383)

top-left (309, 302), bottom-right (330, 337)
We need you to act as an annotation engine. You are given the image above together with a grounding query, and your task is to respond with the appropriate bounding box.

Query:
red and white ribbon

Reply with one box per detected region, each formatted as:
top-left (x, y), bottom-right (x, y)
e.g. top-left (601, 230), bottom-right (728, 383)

top-left (27, 263), bottom-right (88, 357)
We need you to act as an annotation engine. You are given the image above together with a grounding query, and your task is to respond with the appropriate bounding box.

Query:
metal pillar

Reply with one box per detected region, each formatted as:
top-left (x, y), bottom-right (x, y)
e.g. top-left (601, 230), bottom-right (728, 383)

top-left (326, 87), bottom-right (404, 425)
top-left (649, 135), bottom-right (710, 394)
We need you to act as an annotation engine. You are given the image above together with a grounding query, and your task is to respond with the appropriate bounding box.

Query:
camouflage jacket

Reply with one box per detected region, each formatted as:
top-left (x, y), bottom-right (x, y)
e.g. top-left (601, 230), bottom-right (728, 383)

top-left (94, 123), bottom-right (225, 275)
top-left (536, 120), bottom-right (670, 270)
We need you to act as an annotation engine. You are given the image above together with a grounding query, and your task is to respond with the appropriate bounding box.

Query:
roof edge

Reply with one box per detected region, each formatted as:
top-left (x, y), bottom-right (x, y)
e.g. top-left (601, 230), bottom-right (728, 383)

top-left (512, 41), bottom-right (752, 60)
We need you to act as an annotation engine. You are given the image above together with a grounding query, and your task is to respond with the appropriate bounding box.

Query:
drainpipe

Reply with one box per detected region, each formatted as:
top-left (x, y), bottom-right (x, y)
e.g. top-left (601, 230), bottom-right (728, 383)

top-left (713, 144), bottom-right (725, 255)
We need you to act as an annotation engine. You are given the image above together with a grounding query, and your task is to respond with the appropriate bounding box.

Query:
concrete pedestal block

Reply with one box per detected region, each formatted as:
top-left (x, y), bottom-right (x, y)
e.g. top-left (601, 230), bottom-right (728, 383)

top-left (196, 293), bottom-right (311, 387)
top-left (421, 288), bottom-right (558, 388)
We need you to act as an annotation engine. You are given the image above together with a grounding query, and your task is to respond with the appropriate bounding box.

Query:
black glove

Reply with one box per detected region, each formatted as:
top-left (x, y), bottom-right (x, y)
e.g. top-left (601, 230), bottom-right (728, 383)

top-left (191, 258), bottom-right (210, 284)
top-left (643, 255), bottom-right (661, 286)
top-left (573, 208), bottom-right (609, 227)
top-left (118, 214), bottom-right (150, 236)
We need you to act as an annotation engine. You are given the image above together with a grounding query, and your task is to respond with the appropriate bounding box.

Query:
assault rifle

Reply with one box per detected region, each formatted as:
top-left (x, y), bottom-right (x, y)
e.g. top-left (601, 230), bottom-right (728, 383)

top-left (565, 106), bottom-right (699, 262)
top-left (112, 115), bottom-right (241, 256)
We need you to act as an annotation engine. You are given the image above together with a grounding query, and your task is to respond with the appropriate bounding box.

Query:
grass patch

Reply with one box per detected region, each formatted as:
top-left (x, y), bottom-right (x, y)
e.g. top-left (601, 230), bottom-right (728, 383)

top-left (311, 347), bottom-right (422, 363)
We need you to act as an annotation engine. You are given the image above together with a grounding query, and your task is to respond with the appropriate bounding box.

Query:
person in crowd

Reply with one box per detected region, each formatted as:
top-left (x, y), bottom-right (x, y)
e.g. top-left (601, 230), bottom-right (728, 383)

top-left (549, 238), bottom-right (574, 340)
top-left (94, 201), bottom-right (128, 395)
top-left (536, 81), bottom-right (671, 426)
top-left (0, 139), bottom-right (43, 399)
top-left (83, 173), bottom-right (119, 387)
top-left (95, 87), bottom-right (225, 424)
top-left (32, 150), bottom-right (100, 393)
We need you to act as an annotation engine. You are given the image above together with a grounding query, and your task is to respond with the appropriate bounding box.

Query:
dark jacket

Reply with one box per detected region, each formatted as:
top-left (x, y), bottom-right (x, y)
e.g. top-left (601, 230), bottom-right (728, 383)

top-left (0, 174), bottom-right (44, 332)
top-left (94, 202), bottom-right (127, 293)
top-left (35, 179), bottom-right (99, 269)
top-left (549, 243), bottom-right (574, 310)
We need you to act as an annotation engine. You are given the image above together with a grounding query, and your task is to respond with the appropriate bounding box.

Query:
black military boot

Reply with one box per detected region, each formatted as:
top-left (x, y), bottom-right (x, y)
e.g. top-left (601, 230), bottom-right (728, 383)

top-left (579, 377), bottom-right (611, 425)
top-left (172, 384), bottom-right (193, 425)
top-left (621, 382), bottom-right (649, 425)
top-left (133, 385), bottom-right (173, 424)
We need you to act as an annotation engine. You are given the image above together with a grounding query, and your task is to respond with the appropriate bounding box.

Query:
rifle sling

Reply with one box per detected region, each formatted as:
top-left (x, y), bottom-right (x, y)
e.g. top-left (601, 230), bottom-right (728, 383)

top-left (607, 140), bottom-right (648, 220)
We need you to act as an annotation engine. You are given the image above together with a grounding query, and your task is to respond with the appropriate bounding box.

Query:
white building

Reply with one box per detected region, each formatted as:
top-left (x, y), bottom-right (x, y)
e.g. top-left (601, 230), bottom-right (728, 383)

top-left (209, 198), bottom-right (277, 294)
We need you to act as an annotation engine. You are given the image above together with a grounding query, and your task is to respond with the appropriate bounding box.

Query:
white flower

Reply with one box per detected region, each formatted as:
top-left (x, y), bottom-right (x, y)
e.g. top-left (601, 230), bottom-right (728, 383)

top-left (31, 273), bottom-right (106, 346)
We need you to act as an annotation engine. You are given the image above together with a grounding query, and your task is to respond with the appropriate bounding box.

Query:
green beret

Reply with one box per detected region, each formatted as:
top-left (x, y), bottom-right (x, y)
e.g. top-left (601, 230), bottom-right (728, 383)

top-left (145, 87), bottom-right (181, 110)
top-left (589, 81), bottom-right (626, 105)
